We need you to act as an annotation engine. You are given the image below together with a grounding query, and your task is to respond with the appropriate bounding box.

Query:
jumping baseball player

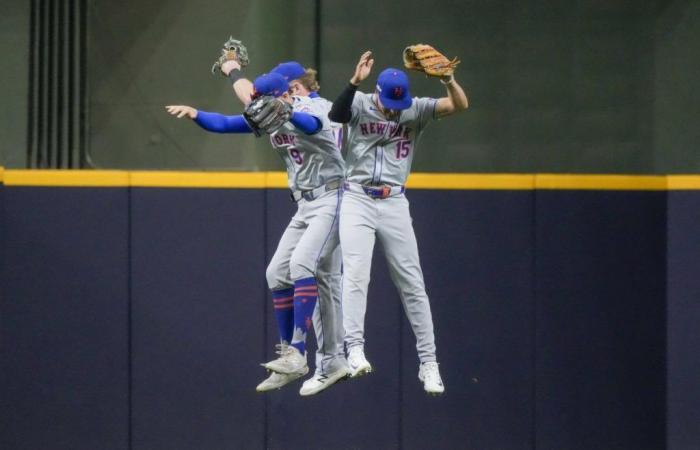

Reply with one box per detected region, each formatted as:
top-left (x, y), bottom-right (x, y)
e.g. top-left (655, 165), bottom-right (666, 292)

top-left (166, 71), bottom-right (348, 396)
top-left (328, 50), bottom-right (468, 395)
top-left (218, 52), bottom-right (348, 396)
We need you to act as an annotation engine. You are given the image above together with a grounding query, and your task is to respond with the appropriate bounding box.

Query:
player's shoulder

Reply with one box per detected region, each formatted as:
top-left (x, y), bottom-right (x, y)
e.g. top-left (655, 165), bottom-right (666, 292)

top-left (311, 95), bottom-right (331, 104)
top-left (310, 95), bottom-right (333, 111)
top-left (293, 95), bottom-right (316, 114)
top-left (352, 91), bottom-right (373, 109)
top-left (408, 96), bottom-right (438, 115)
top-left (412, 96), bottom-right (437, 107)
top-left (293, 95), bottom-right (313, 107)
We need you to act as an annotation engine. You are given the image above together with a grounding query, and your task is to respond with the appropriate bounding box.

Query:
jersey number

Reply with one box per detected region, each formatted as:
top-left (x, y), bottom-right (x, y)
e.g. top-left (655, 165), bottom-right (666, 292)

top-left (290, 148), bottom-right (303, 165)
top-left (395, 140), bottom-right (411, 159)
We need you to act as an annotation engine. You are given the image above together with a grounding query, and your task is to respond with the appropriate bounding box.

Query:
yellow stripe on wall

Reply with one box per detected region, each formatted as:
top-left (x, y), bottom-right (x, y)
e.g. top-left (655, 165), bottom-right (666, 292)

top-left (129, 171), bottom-right (267, 188)
top-left (407, 173), bottom-right (534, 190)
top-left (1, 168), bottom-right (700, 190)
top-left (535, 174), bottom-right (668, 191)
top-left (4, 170), bottom-right (129, 187)
top-left (265, 171), bottom-right (289, 189)
top-left (667, 176), bottom-right (700, 190)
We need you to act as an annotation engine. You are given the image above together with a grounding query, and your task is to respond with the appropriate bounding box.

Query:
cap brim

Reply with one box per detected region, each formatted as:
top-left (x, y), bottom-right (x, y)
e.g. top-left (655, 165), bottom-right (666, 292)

top-left (378, 92), bottom-right (412, 110)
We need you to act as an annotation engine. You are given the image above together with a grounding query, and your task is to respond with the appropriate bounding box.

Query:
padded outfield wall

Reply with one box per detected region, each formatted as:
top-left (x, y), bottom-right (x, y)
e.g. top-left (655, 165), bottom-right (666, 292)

top-left (0, 170), bottom-right (699, 450)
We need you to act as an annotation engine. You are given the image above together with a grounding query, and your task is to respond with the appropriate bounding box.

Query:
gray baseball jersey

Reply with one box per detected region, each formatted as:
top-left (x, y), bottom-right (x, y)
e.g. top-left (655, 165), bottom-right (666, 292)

top-left (345, 92), bottom-right (437, 186)
top-left (266, 95), bottom-right (346, 374)
top-left (311, 96), bottom-right (344, 150)
top-left (340, 92), bottom-right (439, 365)
top-left (269, 96), bottom-right (345, 192)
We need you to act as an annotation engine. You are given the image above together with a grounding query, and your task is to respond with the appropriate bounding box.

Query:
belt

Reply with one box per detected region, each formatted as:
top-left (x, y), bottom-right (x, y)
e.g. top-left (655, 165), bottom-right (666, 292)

top-left (343, 182), bottom-right (405, 199)
top-left (291, 179), bottom-right (343, 203)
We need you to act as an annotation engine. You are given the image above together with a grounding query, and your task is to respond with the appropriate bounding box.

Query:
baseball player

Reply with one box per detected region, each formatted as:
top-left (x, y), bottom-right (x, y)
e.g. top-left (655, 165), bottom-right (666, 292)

top-left (219, 58), bottom-right (348, 396)
top-left (166, 71), bottom-right (348, 396)
top-left (328, 50), bottom-right (469, 395)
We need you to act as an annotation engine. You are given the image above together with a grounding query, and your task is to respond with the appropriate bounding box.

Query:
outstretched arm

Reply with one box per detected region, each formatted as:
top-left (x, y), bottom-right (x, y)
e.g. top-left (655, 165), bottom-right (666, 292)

top-left (435, 75), bottom-right (469, 118)
top-left (328, 50), bottom-right (374, 123)
top-left (221, 60), bottom-right (255, 106)
top-left (290, 112), bottom-right (322, 135)
top-left (165, 105), bottom-right (253, 133)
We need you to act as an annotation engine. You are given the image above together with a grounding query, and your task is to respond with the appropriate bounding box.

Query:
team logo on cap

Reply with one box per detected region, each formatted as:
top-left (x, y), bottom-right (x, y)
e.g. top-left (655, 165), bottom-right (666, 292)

top-left (392, 86), bottom-right (403, 98)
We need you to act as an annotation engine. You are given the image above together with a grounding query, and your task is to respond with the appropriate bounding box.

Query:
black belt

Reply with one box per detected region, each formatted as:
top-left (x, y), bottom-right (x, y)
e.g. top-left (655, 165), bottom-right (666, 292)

top-left (291, 179), bottom-right (343, 203)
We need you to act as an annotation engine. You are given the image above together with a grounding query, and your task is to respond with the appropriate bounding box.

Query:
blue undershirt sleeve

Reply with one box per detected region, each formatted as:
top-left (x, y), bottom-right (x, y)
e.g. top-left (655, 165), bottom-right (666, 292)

top-left (290, 112), bottom-right (322, 135)
top-left (193, 110), bottom-right (253, 133)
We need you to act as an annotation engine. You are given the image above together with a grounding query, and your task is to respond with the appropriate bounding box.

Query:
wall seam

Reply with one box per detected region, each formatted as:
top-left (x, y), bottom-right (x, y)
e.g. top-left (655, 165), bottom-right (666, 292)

top-left (127, 184), bottom-right (133, 450)
top-left (262, 187), bottom-right (269, 449)
top-left (531, 186), bottom-right (538, 450)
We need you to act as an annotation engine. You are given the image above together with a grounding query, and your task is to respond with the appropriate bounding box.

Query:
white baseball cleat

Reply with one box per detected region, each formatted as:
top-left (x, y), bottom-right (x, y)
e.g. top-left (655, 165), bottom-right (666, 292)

top-left (418, 361), bottom-right (445, 395)
top-left (256, 368), bottom-right (308, 392)
top-left (299, 366), bottom-right (350, 396)
top-left (347, 345), bottom-right (372, 378)
top-left (262, 344), bottom-right (308, 375)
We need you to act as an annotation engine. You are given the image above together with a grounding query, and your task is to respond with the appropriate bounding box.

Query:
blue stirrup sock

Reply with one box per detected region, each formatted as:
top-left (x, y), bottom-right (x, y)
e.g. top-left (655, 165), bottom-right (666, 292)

top-left (290, 277), bottom-right (318, 355)
top-left (271, 287), bottom-right (295, 344)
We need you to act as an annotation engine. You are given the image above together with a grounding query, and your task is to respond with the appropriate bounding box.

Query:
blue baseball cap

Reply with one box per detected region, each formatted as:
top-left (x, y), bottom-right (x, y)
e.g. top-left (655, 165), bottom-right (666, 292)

top-left (252, 72), bottom-right (289, 98)
top-left (376, 68), bottom-right (412, 110)
top-left (271, 61), bottom-right (306, 81)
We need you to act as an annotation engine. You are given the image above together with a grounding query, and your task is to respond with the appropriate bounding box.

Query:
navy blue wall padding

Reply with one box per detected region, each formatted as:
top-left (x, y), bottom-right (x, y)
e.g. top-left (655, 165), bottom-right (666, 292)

top-left (0, 187), bottom-right (129, 450)
top-left (1, 185), bottom-right (695, 450)
top-left (534, 191), bottom-right (667, 450)
top-left (403, 190), bottom-right (535, 450)
top-left (0, 178), bottom-right (4, 342)
top-left (263, 189), bottom-right (402, 450)
top-left (667, 192), bottom-right (700, 450)
top-left (129, 188), bottom-right (267, 450)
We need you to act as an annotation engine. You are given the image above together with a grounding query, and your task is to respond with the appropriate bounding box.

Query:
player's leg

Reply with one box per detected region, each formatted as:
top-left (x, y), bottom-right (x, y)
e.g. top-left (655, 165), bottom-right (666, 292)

top-left (284, 190), bottom-right (350, 395)
top-left (286, 190), bottom-right (342, 357)
top-left (376, 195), bottom-right (444, 395)
top-left (257, 216), bottom-right (308, 392)
top-left (301, 243), bottom-right (348, 396)
top-left (314, 244), bottom-right (345, 371)
top-left (265, 215), bottom-right (305, 346)
top-left (338, 191), bottom-right (377, 377)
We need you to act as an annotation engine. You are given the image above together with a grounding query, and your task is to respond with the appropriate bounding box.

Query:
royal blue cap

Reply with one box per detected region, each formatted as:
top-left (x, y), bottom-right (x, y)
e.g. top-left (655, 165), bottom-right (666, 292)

top-left (376, 68), bottom-right (412, 110)
top-left (271, 61), bottom-right (306, 81)
top-left (253, 72), bottom-right (289, 98)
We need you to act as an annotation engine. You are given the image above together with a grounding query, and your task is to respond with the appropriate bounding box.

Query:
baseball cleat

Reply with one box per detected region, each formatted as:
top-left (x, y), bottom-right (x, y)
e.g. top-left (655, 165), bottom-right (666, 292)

top-left (262, 344), bottom-right (308, 375)
top-left (256, 367), bottom-right (309, 392)
top-left (418, 361), bottom-right (445, 395)
top-left (299, 366), bottom-right (350, 396)
top-left (347, 345), bottom-right (373, 378)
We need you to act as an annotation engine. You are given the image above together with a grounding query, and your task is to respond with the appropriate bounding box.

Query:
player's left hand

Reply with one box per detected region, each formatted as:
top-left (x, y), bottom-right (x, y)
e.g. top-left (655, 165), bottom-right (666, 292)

top-left (221, 59), bottom-right (241, 76)
top-left (351, 50), bottom-right (374, 85)
top-left (165, 105), bottom-right (197, 119)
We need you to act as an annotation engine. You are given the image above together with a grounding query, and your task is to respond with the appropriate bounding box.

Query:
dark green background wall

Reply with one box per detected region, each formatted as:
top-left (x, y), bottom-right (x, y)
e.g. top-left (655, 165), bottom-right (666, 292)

top-left (2, 0), bottom-right (699, 172)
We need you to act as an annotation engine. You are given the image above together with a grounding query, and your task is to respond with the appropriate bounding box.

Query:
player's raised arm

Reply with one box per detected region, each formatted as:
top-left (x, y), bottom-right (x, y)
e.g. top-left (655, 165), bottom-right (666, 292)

top-left (435, 75), bottom-right (469, 118)
top-left (328, 50), bottom-right (374, 123)
top-left (211, 37), bottom-right (255, 106)
top-left (402, 43), bottom-right (468, 118)
top-left (222, 60), bottom-right (255, 106)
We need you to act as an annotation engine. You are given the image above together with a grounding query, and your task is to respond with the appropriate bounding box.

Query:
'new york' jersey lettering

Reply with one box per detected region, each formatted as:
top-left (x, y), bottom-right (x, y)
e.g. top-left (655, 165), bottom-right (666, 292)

top-left (269, 96), bottom-right (345, 191)
top-left (345, 92), bottom-right (437, 186)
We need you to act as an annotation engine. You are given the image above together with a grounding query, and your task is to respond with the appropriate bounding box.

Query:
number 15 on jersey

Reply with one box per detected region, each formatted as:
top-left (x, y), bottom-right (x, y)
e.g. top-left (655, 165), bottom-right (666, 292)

top-left (395, 140), bottom-right (411, 159)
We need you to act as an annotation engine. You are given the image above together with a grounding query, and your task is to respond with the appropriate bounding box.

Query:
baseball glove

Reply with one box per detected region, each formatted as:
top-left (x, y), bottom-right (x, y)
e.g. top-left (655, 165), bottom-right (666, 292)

top-left (211, 36), bottom-right (250, 75)
top-left (403, 44), bottom-right (460, 77)
top-left (243, 95), bottom-right (293, 136)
